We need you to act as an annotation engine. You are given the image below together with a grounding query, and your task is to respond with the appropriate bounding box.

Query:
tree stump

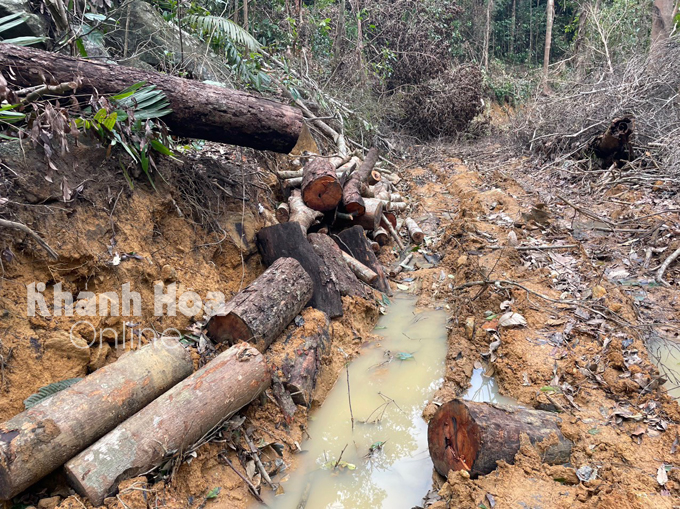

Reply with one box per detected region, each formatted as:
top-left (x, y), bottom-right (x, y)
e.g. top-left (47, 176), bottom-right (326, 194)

top-left (206, 257), bottom-right (313, 351)
top-left (0, 340), bottom-right (193, 500)
top-left (301, 158), bottom-right (343, 212)
top-left (257, 223), bottom-right (344, 318)
top-left (282, 312), bottom-right (332, 407)
top-left (65, 343), bottom-right (270, 506)
top-left (335, 225), bottom-right (391, 294)
top-left (427, 399), bottom-right (573, 478)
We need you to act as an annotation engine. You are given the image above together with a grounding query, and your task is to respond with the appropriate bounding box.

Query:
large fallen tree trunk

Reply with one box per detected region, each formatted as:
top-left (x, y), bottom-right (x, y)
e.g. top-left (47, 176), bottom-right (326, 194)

top-left (0, 340), bottom-right (193, 500)
top-left (427, 399), bottom-right (573, 478)
top-left (308, 233), bottom-right (371, 299)
top-left (257, 223), bottom-right (344, 318)
top-left (342, 147), bottom-right (379, 215)
top-left (0, 44), bottom-right (303, 153)
top-left (335, 225), bottom-right (391, 294)
top-left (282, 312), bottom-right (331, 407)
top-left (65, 343), bottom-right (269, 506)
top-left (206, 257), bottom-right (313, 351)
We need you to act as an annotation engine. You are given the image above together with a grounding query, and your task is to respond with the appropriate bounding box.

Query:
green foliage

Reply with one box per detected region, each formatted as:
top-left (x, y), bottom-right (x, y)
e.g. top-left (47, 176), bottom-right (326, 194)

top-left (0, 12), bottom-right (48, 46)
top-left (185, 14), bottom-right (261, 50)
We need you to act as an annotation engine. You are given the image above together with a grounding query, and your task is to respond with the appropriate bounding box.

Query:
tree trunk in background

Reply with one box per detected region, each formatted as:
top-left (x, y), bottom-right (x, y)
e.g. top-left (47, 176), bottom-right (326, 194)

top-left (243, 0), bottom-right (248, 30)
top-left (574, 4), bottom-right (590, 81)
top-left (510, 0), bottom-right (516, 55)
top-left (354, 0), bottom-right (365, 74)
top-left (528, 0), bottom-right (533, 63)
top-left (483, 0), bottom-right (493, 69)
top-left (334, 0), bottom-right (346, 62)
top-left (651, 0), bottom-right (678, 52)
top-left (542, 0), bottom-right (555, 93)
top-left (234, 0), bottom-right (239, 25)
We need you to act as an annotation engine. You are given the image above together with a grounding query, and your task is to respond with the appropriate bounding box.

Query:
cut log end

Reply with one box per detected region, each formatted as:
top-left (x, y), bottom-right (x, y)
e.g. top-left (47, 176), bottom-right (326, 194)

top-left (427, 399), bottom-right (482, 476)
top-left (302, 176), bottom-right (343, 212)
top-left (205, 314), bottom-right (251, 345)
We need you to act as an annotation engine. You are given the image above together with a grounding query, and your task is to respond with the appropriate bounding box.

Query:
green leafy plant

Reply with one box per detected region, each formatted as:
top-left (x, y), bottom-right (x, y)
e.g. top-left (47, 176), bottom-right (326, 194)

top-left (185, 14), bottom-right (261, 50)
top-left (0, 12), bottom-right (49, 46)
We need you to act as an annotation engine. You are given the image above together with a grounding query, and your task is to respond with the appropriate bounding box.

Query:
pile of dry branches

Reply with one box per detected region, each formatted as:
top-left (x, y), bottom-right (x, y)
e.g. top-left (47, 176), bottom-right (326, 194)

top-left (516, 38), bottom-right (680, 181)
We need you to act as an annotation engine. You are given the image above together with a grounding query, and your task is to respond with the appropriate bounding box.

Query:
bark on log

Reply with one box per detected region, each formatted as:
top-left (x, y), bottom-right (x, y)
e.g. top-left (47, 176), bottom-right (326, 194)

top-left (390, 193), bottom-right (404, 202)
top-left (257, 223), bottom-right (344, 318)
top-left (301, 158), bottom-right (343, 212)
top-left (282, 314), bottom-right (331, 407)
top-left (405, 217), bottom-right (425, 244)
top-left (276, 202), bottom-right (290, 224)
top-left (342, 252), bottom-right (378, 284)
top-left (341, 197), bottom-right (383, 231)
top-left (372, 227), bottom-right (389, 246)
top-left (65, 343), bottom-right (269, 506)
top-left (384, 201), bottom-right (407, 213)
top-left (271, 376), bottom-right (297, 423)
top-left (0, 44), bottom-right (302, 153)
top-left (382, 214), bottom-right (405, 251)
top-left (342, 147), bottom-right (380, 215)
top-left (206, 257), bottom-right (313, 351)
top-left (369, 240), bottom-right (380, 253)
top-left (427, 399), bottom-right (573, 478)
top-left (381, 212), bottom-right (397, 229)
top-left (367, 170), bottom-right (382, 186)
top-left (308, 233), bottom-right (371, 300)
top-left (335, 225), bottom-right (391, 294)
top-left (0, 340), bottom-right (193, 500)
top-left (288, 189), bottom-right (323, 234)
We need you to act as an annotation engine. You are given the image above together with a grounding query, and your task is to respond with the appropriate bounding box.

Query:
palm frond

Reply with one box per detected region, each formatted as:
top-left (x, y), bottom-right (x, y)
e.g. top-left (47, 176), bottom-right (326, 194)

top-left (0, 12), bottom-right (48, 46)
top-left (185, 15), bottom-right (260, 51)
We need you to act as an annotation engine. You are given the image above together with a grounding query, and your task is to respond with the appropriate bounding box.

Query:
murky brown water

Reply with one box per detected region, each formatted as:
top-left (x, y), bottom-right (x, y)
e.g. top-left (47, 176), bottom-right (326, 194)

top-left (263, 294), bottom-right (448, 509)
top-left (647, 333), bottom-right (680, 400)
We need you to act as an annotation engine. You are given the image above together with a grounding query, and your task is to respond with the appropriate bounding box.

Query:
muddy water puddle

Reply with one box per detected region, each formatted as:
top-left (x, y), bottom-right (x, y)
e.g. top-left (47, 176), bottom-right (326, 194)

top-left (264, 294), bottom-right (447, 509)
top-left (463, 368), bottom-right (517, 406)
top-left (647, 333), bottom-right (680, 400)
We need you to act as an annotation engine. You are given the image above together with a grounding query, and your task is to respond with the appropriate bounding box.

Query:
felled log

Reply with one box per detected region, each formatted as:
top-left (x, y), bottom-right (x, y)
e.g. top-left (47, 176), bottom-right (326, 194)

top-left (427, 399), bottom-right (573, 478)
top-left (276, 202), bottom-right (290, 223)
top-left (0, 44), bottom-right (302, 153)
top-left (382, 214), bottom-right (405, 251)
top-left (271, 375), bottom-right (297, 423)
top-left (206, 257), bottom-right (313, 351)
top-left (383, 200), bottom-right (407, 213)
top-left (289, 189), bottom-right (324, 234)
top-left (336, 156), bottom-right (361, 183)
top-left (405, 217), bottom-right (424, 244)
top-left (389, 253), bottom-right (414, 277)
top-left (335, 225), bottom-right (391, 294)
top-left (282, 313), bottom-right (331, 407)
top-left (301, 158), bottom-right (343, 212)
top-left (339, 197), bottom-right (383, 231)
top-left (308, 233), bottom-right (371, 299)
top-left (390, 193), bottom-right (404, 202)
top-left (342, 252), bottom-right (379, 284)
top-left (372, 227), bottom-right (389, 246)
top-left (257, 223), bottom-right (344, 318)
top-left (342, 147), bottom-right (380, 215)
top-left (65, 343), bottom-right (269, 506)
top-left (0, 340), bottom-right (192, 500)
top-left (367, 169), bottom-right (382, 185)
top-left (382, 212), bottom-right (397, 229)
top-left (591, 117), bottom-right (634, 166)
top-left (369, 240), bottom-right (380, 253)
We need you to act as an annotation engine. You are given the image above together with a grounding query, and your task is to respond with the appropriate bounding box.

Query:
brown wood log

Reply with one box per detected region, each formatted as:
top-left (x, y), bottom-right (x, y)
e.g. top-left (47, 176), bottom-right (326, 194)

top-left (381, 212), bottom-right (397, 229)
top-left (288, 189), bottom-right (323, 234)
top-left (282, 313), bottom-right (331, 407)
top-left (335, 225), bottom-right (391, 294)
top-left (65, 343), bottom-right (269, 506)
top-left (336, 156), bottom-right (361, 184)
top-left (271, 375), bottom-right (297, 423)
top-left (0, 44), bottom-right (302, 153)
top-left (342, 147), bottom-right (379, 215)
top-left (342, 252), bottom-right (379, 284)
top-left (383, 200), bottom-right (407, 213)
top-left (369, 240), bottom-right (380, 253)
top-left (307, 233), bottom-right (371, 300)
top-left (0, 340), bottom-right (193, 500)
top-left (206, 257), bottom-right (313, 351)
top-left (382, 214), bottom-right (405, 251)
top-left (405, 217), bottom-right (425, 244)
top-left (276, 202), bottom-right (290, 223)
top-left (373, 181), bottom-right (392, 202)
top-left (301, 158), bottom-right (343, 212)
top-left (257, 223), bottom-right (344, 318)
top-left (428, 399), bottom-right (573, 478)
top-left (390, 193), bottom-right (404, 202)
top-left (368, 170), bottom-right (382, 185)
top-left (591, 116), bottom-right (634, 166)
top-left (348, 197), bottom-right (383, 231)
top-left (372, 227), bottom-right (389, 246)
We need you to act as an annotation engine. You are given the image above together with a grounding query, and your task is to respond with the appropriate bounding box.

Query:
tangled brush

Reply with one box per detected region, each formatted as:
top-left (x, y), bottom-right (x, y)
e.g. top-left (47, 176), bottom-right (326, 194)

top-left (515, 38), bottom-right (680, 180)
top-left (398, 64), bottom-right (484, 139)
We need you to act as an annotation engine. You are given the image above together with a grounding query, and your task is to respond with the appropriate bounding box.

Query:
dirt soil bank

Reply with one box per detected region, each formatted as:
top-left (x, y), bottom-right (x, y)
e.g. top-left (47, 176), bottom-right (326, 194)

top-left (395, 145), bottom-right (680, 508)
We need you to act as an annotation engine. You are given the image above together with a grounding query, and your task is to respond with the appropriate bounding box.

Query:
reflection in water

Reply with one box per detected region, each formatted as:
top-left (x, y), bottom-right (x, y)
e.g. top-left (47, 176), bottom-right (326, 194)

top-left (462, 368), bottom-right (517, 406)
top-left (647, 333), bottom-right (680, 400)
top-left (264, 294), bottom-right (448, 509)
